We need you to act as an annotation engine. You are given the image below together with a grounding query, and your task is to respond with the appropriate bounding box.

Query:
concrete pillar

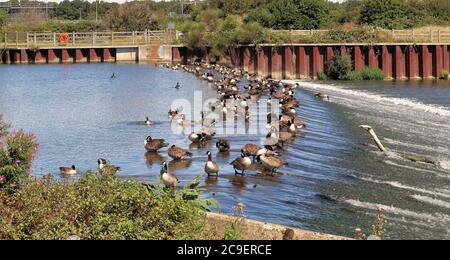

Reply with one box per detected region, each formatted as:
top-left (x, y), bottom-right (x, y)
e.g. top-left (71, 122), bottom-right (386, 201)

top-left (284, 46), bottom-right (295, 79)
top-left (435, 45), bottom-right (443, 78)
top-left (20, 49), bottom-right (28, 64)
top-left (271, 47), bottom-right (282, 80)
top-left (354, 46), bottom-right (363, 71)
top-left (368, 46), bottom-right (377, 69)
top-left (395, 46), bottom-right (405, 80)
top-left (382, 46), bottom-right (392, 79)
top-left (408, 46), bottom-right (419, 79)
top-left (422, 45), bottom-right (432, 79)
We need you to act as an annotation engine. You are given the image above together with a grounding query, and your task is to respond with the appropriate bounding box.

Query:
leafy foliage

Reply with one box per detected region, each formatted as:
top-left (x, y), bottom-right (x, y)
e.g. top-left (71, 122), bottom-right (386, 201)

top-left (0, 9), bottom-right (7, 32)
top-left (0, 115), bottom-right (39, 189)
top-left (327, 53), bottom-right (353, 80)
top-left (440, 69), bottom-right (449, 80)
top-left (0, 173), bottom-right (217, 240)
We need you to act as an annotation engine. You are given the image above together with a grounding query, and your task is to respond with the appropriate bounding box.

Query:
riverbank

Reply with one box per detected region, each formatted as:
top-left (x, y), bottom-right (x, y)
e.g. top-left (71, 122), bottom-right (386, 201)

top-left (206, 213), bottom-right (349, 240)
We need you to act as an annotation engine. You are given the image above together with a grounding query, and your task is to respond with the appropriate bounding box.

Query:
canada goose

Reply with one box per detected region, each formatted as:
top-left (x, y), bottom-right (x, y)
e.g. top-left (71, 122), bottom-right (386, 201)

top-left (205, 151), bottom-right (219, 177)
top-left (97, 159), bottom-right (121, 175)
top-left (168, 145), bottom-right (193, 160)
top-left (278, 131), bottom-right (294, 146)
top-left (231, 150), bottom-right (252, 175)
top-left (216, 139), bottom-right (230, 152)
top-left (188, 132), bottom-right (204, 143)
top-left (255, 154), bottom-right (286, 176)
top-left (145, 136), bottom-right (169, 152)
top-left (175, 82), bottom-right (181, 90)
top-left (315, 93), bottom-right (330, 100)
top-left (257, 146), bottom-right (278, 157)
top-left (59, 165), bottom-right (77, 175)
top-left (200, 111), bottom-right (216, 127)
top-left (168, 109), bottom-right (181, 120)
top-left (160, 161), bottom-right (179, 188)
top-left (177, 115), bottom-right (196, 127)
top-left (144, 117), bottom-right (153, 125)
top-left (243, 143), bottom-right (260, 158)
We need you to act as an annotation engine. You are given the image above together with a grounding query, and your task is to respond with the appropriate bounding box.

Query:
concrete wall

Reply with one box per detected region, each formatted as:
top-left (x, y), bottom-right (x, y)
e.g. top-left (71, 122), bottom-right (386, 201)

top-left (116, 47), bottom-right (138, 62)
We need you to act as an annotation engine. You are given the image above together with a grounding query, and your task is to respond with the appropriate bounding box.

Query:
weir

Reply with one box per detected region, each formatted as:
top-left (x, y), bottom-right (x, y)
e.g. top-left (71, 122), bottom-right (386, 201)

top-left (0, 45), bottom-right (175, 64)
top-left (173, 44), bottom-right (450, 81)
top-left (2, 43), bottom-right (450, 81)
top-left (225, 44), bottom-right (450, 80)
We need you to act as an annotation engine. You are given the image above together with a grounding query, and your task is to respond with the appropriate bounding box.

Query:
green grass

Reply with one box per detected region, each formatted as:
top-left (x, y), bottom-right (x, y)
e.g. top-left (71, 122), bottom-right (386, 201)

top-left (0, 173), bottom-right (216, 240)
top-left (440, 69), bottom-right (449, 80)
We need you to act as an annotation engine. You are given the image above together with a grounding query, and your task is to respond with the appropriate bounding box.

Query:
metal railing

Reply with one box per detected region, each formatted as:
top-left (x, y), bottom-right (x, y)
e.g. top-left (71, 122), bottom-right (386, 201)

top-left (275, 28), bottom-right (450, 43)
top-left (1, 30), bottom-right (174, 48)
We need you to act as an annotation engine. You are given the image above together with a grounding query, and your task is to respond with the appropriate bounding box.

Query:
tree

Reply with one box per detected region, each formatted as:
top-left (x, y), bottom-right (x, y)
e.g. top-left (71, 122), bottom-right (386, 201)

top-left (246, 0), bottom-right (330, 30)
top-left (0, 9), bottom-right (7, 31)
top-left (107, 3), bottom-right (160, 31)
top-left (359, 0), bottom-right (416, 29)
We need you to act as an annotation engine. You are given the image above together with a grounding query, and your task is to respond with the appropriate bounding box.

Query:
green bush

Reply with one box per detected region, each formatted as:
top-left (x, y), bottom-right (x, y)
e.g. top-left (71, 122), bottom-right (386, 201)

top-left (317, 71), bottom-right (328, 80)
top-left (0, 173), bottom-right (216, 240)
top-left (0, 115), bottom-right (39, 189)
top-left (344, 70), bottom-right (363, 81)
top-left (327, 53), bottom-right (353, 80)
top-left (359, 67), bottom-right (385, 80)
top-left (440, 69), bottom-right (449, 80)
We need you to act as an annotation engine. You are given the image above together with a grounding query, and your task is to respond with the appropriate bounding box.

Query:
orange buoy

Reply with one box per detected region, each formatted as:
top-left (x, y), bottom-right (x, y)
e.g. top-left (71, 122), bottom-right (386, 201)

top-left (59, 33), bottom-right (70, 44)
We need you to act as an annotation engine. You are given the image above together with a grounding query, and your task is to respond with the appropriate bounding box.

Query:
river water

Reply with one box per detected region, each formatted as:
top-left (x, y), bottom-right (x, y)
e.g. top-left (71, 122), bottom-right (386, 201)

top-left (0, 64), bottom-right (449, 239)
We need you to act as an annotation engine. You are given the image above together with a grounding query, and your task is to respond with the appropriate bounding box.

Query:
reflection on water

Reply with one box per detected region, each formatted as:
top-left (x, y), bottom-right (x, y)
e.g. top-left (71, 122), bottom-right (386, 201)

top-left (1, 64), bottom-right (449, 239)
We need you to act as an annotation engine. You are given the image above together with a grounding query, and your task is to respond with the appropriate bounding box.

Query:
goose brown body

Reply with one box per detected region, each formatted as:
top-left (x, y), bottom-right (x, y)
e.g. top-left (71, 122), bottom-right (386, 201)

top-left (168, 145), bottom-right (193, 160)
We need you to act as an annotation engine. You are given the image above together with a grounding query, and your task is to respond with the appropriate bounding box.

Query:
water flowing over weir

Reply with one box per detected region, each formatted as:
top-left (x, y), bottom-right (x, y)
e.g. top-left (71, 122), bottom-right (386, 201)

top-left (1, 64), bottom-right (450, 239)
top-left (285, 79), bottom-right (450, 239)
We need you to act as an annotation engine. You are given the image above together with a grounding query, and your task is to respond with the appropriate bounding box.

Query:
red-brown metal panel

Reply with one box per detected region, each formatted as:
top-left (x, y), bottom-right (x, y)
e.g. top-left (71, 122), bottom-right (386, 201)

top-left (368, 46), bottom-right (378, 69)
top-left (20, 49), bottom-right (28, 64)
top-left (61, 49), bottom-right (71, 63)
top-left (172, 47), bottom-right (182, 63)
top-left (435, 45), bottom-right (443, 78)
top-left (422, 45), bottom-right (432, 79)
top-left (408, 46), bottom-right (419, 79)
top-left (382, 46), bottom-right (392, 79)
top-left (354, 46), bottom-right (363, 72)
top-left (257, 47), bottom-right (269, 78)
top-left (284, 46), bottom-right (295, 79)
top-left (395, 46), bottom-right (405, 79)
top-left (89, 49), bottom-right (100, 63)
top-left (443, 45), bottom-right (449, 71)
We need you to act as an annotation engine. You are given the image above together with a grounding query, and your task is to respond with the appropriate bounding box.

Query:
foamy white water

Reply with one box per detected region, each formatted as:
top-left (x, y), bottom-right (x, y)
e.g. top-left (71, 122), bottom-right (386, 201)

top-left (284, 81), bottom-right (450, 118)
